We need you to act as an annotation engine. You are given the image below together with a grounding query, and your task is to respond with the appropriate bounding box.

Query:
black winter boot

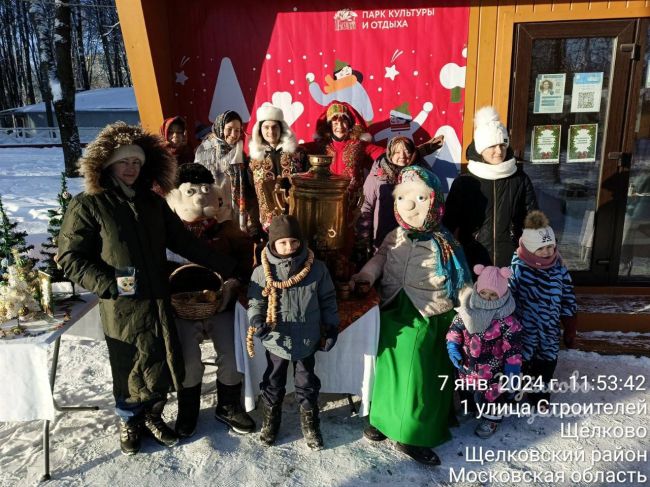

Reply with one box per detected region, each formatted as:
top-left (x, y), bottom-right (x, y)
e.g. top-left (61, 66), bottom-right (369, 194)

top-left (143, 401), bottom-right (179, 447)
top-left (395, 442), bottom-right (441, 466)
top-left (119, 417), bottom-right (143, 456)
top-left (214, 381), bottom-right (256, 434)
top-left (259, 402), bottom-right (282, 446)
top-left (175, 383), bottom-right (202, 438)
top-left (299, 405), bottom-right (323, 451)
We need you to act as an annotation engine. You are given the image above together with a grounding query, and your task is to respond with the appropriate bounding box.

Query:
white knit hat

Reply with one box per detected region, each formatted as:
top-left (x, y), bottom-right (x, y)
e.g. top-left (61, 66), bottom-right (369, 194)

top-left (103, 144), bottom-right (146, 169)
top-left (473, 106), bottom-right (509, 154)
top-left (522, 226), bottom-right (556, 252)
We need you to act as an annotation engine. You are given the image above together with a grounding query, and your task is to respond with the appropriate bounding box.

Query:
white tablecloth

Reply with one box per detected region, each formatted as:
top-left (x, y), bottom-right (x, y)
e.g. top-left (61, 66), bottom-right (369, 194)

top-left (234, 301), bottom-right (380, 417)
top-left (0, 294), bottom-right (99, 422)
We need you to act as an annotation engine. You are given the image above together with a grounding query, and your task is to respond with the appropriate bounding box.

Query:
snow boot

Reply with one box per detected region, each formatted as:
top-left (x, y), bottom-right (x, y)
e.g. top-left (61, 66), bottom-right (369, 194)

top-left (175, 383), bottom-right (202, 439)
top-left (214, 381), bottom-right (256, 434)
top-left (299, 405), bottom-right (324, 451)
top-left (119, 418), bottom-right (143, 456)
top-left (259, 402), bottom-right (282, 446)
top-left (363, 424), bottom-right (387, 442)
top-left (395, 442), bottom-right (441, 466)
top-left (475, 419), bottom-right (499, 438)
top-left (143, 401), bottom-right (179, 447)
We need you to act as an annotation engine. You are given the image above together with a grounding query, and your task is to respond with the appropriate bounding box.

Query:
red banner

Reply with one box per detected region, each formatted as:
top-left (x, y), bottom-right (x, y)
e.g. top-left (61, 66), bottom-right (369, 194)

top-left (168, 1), bottom-right (469, 188)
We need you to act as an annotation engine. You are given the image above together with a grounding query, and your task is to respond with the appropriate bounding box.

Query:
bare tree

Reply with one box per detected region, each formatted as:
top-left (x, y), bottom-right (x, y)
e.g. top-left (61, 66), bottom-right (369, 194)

top-left (52, 0), bottom-right (82, 176)
top-left (29, 0), bottom-right (56, 127)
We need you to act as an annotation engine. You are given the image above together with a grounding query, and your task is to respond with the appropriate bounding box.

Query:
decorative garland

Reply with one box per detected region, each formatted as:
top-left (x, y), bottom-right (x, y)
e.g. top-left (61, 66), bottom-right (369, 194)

top-left (246, 247), bottom-right (315, 358)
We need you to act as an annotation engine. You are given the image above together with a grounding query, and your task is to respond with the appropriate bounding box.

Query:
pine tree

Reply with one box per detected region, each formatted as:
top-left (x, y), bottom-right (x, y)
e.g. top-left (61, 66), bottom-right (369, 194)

top-left (40, 172), bottom-right (72, 281)
top-left (0, 194), bottom-right (34, 274)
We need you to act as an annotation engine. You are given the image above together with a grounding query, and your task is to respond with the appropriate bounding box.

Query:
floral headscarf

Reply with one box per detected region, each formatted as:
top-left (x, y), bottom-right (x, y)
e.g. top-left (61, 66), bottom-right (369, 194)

top-left (212, 111), bottom-right (243, 152)
top-left (378, 136), bottom-right (417, 184)
top-left (394, 165), bottom-right (471, 302)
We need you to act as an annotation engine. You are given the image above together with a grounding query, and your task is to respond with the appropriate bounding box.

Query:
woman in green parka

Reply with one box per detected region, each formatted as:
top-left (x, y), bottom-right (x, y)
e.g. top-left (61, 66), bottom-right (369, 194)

top-left (57, 122), bottom-right (237, 456)
top-left (350, 166), bottom-right (471, 466)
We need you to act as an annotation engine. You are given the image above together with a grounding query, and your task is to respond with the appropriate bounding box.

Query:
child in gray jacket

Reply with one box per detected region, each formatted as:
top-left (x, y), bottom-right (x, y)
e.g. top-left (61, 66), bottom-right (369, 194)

top-left (247, 215), bottom-right (339, 450)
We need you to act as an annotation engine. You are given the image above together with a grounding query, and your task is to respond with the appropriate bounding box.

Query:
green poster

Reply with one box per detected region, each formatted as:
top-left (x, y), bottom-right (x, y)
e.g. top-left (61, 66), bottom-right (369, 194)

top-left (567, 124), bottom-right (598, 163)
top-left (531, 125), bottom-right (561, 164)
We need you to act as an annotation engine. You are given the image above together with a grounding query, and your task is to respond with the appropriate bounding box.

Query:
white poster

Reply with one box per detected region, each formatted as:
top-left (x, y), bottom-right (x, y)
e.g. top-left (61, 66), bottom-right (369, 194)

top-left (570, 72), bottom-right (604, 113)
top-left (533, 73), bottom-right (566, 114)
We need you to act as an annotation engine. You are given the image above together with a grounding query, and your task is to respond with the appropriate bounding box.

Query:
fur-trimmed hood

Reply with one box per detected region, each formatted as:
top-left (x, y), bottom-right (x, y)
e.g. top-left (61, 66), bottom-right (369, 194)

top-left (248, 121), bottom-right (297, 160)
top-left (78, 122), bottom-right (176, 195)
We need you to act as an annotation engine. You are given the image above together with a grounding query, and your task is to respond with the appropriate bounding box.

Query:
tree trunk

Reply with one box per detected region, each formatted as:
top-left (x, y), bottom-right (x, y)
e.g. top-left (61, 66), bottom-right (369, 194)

top-left (53, 0), bottom-right (81, 177)
top-left (18, 0), bottom-right (36, 104)
top-left (95, 6), bottom-right (115, 86)
top-left (29, 1), bottom-right (55, 127)
top-left (72, 7), bottom-right (90, 90)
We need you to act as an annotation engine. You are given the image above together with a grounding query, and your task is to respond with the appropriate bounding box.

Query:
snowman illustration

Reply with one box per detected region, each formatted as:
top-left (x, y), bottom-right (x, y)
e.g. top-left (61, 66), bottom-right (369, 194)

top-left (307, 59), bottom-right (374, 122)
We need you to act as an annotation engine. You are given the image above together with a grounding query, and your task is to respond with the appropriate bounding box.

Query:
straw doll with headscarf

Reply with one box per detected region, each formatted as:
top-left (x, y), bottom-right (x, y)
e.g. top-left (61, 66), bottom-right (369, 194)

top-left (350, 165), bottom-right (471, 466)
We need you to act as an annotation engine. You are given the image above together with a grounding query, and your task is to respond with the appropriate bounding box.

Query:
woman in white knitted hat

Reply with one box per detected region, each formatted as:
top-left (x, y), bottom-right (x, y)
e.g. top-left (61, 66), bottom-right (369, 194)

top-left (248, 104), bottom-right (304, 230)
top-left (443, 107), bottom-right (538, 270)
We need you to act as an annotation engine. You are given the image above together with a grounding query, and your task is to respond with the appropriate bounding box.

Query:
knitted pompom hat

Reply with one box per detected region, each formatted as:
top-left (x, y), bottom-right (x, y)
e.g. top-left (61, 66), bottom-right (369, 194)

top-left (474, 264), bottom-right (511, 298)
top-left (473, 106), bottom-right (509, 155)
top-left (521, 210), bottom-right (556, 252)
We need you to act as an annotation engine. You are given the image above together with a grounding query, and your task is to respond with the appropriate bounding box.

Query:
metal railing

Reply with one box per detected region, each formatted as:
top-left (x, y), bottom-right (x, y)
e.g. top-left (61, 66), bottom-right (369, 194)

top-left (0, 127), bottom-right (104, 146)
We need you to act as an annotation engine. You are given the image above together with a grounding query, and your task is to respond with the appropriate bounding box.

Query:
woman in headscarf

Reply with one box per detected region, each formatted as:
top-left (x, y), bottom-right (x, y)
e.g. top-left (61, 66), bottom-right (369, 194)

top-left (351, 165), bottom-right (471, 466)
top-left (356, 136), bottom-right (427, 256)
top-left (194, 110), bottom-right (258, 235)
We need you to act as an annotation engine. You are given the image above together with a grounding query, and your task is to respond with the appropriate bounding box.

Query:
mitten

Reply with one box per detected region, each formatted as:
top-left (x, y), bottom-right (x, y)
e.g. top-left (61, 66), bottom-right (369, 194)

top-left (320, 328), bottom-right (338, 352)
top-left (562, 315), bottom-right (578, 349)
top-left (254, 322), bottom-right (272, 339)
top-left (416, 135), bottom-right (445, 157)
top-left (446, 341), bottom-right (463, 369)
top-left (349, 271), bottom-right (373, 291)
top-left (217, 278), bottom-right (240, 312)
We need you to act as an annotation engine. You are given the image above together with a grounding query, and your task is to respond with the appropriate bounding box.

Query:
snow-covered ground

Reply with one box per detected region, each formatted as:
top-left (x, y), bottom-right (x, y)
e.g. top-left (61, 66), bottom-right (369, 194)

top-left (1, 341), bottom-right (648, 487)
top-left (1, 147), bottom-right (649, 486)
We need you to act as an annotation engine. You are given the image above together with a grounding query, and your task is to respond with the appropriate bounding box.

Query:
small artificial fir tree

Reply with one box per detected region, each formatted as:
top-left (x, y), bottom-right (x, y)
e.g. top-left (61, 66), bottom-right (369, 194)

top-left (40, 172), bottom-right (72, 281)
top-left (0, 194), bottom-right (34, 276)
top-left (0, 248), bottom-right (40, 322)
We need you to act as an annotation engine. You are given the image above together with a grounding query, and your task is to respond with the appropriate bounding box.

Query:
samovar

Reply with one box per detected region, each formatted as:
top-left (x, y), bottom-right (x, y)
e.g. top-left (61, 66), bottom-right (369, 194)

top-left (276, 154), bottom-right (350, 252)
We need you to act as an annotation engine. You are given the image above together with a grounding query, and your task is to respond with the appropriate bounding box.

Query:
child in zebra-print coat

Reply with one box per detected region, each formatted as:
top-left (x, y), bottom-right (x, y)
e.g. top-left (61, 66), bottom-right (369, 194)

top-left (509, 211), bottom-right (578, 412)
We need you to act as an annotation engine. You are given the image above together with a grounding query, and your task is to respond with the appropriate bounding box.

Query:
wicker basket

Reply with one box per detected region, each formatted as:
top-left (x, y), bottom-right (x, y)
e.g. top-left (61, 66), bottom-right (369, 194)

top-left (169, 264), bottom-right (223, 320)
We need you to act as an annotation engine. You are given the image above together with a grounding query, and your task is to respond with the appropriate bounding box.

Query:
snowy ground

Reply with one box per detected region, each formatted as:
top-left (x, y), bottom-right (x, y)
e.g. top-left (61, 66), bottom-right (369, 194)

top-left (1, 148), bottom-right (649, 486)
top-left (0, 147), bottom-right (84, 256)
top-left (0, 340), bottom-right (648, 487)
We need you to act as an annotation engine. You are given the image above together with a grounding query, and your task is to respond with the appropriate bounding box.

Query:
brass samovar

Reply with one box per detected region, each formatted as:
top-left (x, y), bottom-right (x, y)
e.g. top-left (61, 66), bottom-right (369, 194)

top-left (275, 154), bottom-right (352, 277)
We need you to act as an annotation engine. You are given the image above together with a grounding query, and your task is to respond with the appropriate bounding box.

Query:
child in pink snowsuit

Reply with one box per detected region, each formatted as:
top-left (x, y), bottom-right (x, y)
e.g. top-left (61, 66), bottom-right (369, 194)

top-left (446, 265), bottom-right (523, 438)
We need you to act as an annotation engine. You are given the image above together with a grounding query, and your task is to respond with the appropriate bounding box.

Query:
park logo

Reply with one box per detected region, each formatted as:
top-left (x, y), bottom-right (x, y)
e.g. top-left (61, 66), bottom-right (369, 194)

top-left (334, 9), bottom-right (358, 31)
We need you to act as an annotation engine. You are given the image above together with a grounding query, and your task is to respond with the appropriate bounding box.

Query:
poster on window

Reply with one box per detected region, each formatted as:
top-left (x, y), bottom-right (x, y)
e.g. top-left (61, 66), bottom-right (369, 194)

top-left (165, 2), bottom-right (469, 191)
top-left (567, 124), bottom-right (598, 163)
top-left (533, 74), bottom-right (566, 114)
top-left (570, 73), bottom-right (603, 113)
top-left (531, 125), bottom-right (561, 164)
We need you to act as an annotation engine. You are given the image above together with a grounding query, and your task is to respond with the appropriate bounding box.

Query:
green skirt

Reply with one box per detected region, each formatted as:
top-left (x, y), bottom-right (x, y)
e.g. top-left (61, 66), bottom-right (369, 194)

top-left (369, 291), bottom-right (455, 447)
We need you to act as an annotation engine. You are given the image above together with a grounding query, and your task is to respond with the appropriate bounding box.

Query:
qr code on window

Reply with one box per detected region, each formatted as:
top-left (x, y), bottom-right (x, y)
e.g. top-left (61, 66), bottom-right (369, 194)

top-left (576, 92), bottom-right (595, 110)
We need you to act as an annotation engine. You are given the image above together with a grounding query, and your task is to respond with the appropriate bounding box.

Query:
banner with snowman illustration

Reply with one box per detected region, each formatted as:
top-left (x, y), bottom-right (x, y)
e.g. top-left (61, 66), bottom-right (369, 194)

top-left (168, 1), bottom-right (469, 189)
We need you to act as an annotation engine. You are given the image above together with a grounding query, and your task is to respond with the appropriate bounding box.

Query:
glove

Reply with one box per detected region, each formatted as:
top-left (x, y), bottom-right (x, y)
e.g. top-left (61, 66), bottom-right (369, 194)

top-left (562, 315), bottom-right (578, 349)
top-left (253, 322), bottom-right (272, 339)
top-left (446, 341), bottom-right (463, 370)
top-left (416, 135), bottom-right (445, 157)
top-left (217, 278), bottom-right (240, 313)
top-left (320, 328), bottom-right (338, 352)
top-left (349, 271), bottom-right (373, 291)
